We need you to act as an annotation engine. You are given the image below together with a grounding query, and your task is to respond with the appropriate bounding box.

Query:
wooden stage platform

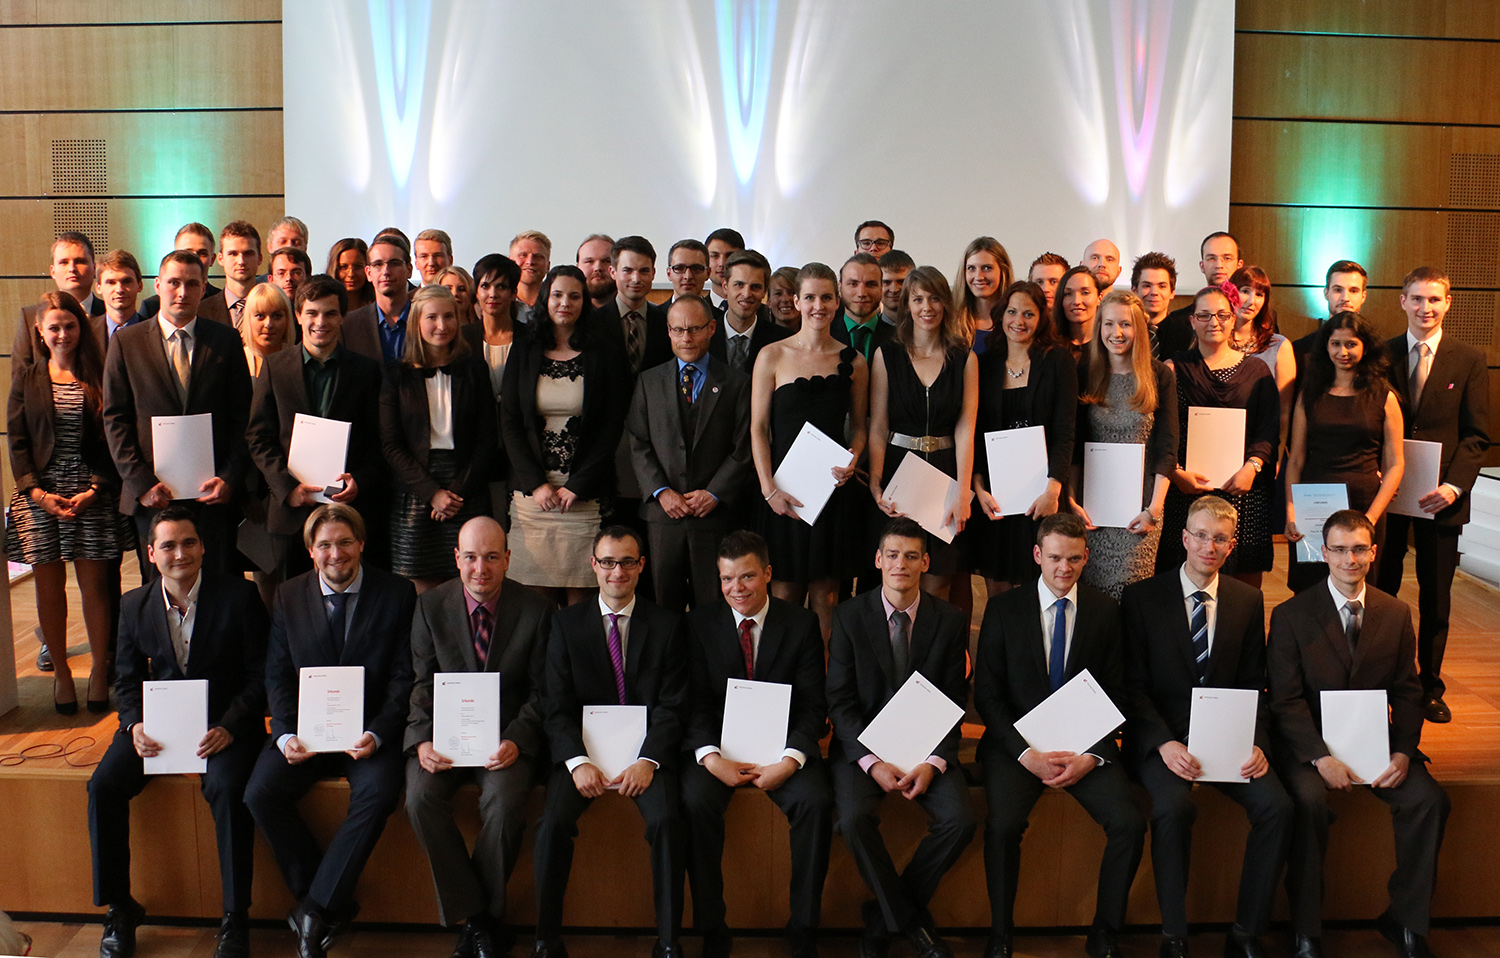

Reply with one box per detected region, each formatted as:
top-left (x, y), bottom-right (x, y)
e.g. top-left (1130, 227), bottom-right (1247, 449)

top-left (3, 553), bottom-right (1499, 931)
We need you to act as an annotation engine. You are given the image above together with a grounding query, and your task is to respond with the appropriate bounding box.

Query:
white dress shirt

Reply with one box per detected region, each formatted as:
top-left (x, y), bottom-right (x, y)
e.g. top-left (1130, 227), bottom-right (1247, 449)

top-left (163, 574), bottom-right (202, 669)
top-left (1178, 564), bottom-right (1221, 656)
top-left (425, 370), bottom-right (455, 450)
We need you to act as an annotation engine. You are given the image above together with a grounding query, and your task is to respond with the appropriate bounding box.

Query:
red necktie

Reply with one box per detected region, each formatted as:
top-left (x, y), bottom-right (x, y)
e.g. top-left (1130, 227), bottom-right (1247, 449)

top-left (472, 605), bottom-right (492, 667)
top-left (738, 618), bottom-right (755, 680)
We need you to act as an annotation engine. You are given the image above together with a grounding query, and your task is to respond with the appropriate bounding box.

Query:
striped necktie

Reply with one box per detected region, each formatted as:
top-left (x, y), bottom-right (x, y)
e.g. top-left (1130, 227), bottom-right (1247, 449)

top-left (1190, 591), bottom-right (1210, 683)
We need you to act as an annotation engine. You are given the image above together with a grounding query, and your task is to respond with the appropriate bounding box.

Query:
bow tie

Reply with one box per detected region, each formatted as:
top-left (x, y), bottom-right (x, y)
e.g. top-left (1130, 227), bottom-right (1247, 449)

top-left (419, 364), bottom-right (455, 379)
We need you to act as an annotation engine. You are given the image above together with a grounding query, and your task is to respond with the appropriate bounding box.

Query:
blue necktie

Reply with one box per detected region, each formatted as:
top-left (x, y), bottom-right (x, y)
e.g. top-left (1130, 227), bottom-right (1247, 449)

top-left (1190, 591), bottom-right (1210, 683)
top-left (326, 592), bottom-right (349, 655)
top-left (1049, 598), bottom-right (1068, 691)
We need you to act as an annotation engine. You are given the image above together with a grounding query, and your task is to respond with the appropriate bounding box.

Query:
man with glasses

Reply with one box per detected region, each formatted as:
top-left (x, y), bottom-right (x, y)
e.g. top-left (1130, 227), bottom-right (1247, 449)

top-left (1157, 232), bottom-right (1245, 358)
top-left (342, 233), bottom-right (414, 364)
top-left (666, 239), bottom-right (711, 304)
top-left (855, 220), bottom-right (894, 256)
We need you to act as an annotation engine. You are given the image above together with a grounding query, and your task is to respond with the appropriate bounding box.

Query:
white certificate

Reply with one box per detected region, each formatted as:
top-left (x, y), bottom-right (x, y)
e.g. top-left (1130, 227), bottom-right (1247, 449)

top-left (1012, 668), bottom-right (1126, 755)
top-left (288, 413), bottom-right (352, 504)
top-left (1185, 406), bottom-right (1247, 488)
top-left (1320, 689), bottom-right (1391, 784)
top-left (772, 422), bottom-right (853, 526)
top-left (883, 453), bottom-right (959, 544)
top-left (1390, 439), bottom-right (1443, 519)
top-left (1291, 483), bottom-right (1350, 563)
top-left (297, 666), bottom-right (365, 752)
top-left (1082, 442), bottom-right (1145, 529)
top-left (856, 671), bottom-right (964, 776)
top-left (1186, 687), bottom-right (1259, 783)
top-left (142, 679), bottom-right (208, 775)
top-left (720, 679), bottom-right (792, 766)
top-left (582, 704), bottom-right (648, 782)
top-left (151, 413), bottom-right (215, 500)
top-left (983, 426), bottom-right (1049, 517)
top-left (432, 672), bottom-right (501, 767)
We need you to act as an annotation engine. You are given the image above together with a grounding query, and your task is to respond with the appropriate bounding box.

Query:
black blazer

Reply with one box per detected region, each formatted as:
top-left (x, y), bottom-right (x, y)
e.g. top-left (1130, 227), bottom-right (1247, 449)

top-left (826, 589), bottom-right (970, 768)
top-left (7, 361), bottom-right (116, 494)
top-left (829, 312), bottom-right (896, 361)
top-left (1384, 332), bottom-right (1490, 526)
top-left (379, 355), bottom-right (496, 502)
top-left (708, 307), bottom-right (788, 373)
top-left (460, 317), bottom-right (530, 482)
top-left (543, 596), bottom-right (688, 770)
top-left (684, 597), bottom-right (827, 757)
top-left (1074, 356), bottom-right (1180, 482)
top-left (595, 298), bottom-right (673, 375)
top-left (1268, 582), bottom-right (1424, 765)
top-left (247, 345), bottom-right (384, 536)
top-left (977, 343), bottom-right (1078, 486)
top-left (115, 574), bottom-right (269, 743)
top-left (265, 566), bottom-right (417, 745)
top-left (1120, 571), bottom-right (1269, 762)
top-left (13, 298), bottom-right (111, 372)
top-left (102, 317), bottom-right (253, 512)
top-left (975, 582), bottom-right (1125, 762)
top-left (1154, 305), bottom-right (1194, 360)
top-left (405, 576), bottom-right (554, 760)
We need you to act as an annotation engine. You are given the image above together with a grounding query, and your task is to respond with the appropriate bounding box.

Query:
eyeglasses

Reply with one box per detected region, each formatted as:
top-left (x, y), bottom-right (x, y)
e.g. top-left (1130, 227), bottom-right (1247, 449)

top-left (668, 264), bottom-right (708, 276)
top-left (1191, 311), bottom-right (1234, 325)
top-left (1187, 530), bottom-right (1234, 547)
top-left (593, 556), bottom-right (642, 570)
top-left (857, 239), bottom-right (892, 252)
top-left (1326, 545), bottom-right (1373, 558)
top-left (667, 323), bottom-right (711, 337)
top-left (367, 259), bottom-right (406, 272)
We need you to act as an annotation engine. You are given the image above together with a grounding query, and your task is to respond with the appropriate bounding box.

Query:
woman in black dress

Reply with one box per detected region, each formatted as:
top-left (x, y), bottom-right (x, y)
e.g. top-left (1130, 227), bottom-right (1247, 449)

top-left (1284, 310), bottom-right (1404, 591)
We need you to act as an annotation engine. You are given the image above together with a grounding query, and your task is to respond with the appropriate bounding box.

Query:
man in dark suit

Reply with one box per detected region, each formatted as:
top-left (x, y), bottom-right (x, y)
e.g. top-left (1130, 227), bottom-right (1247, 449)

top-left (827, 517), bottom-right (974, 958)
top-left (102, 250), bottom-right (253, 577)
top-left (1289, 262), bottom-right (1369, 377)
top-left (139, 222), bottom-right (221, 319)
top-left (87, 506), bottom-right (268, 958)
top-left (243, 504), bottom-right (417, 958)
top-left (1156, 232), bottom-right (1242, 359)
top-left (11, 230), bottom-right (108, 372)
top-left (342, 233), bottom-right (414, 364)
top-left (666, 239), bottom-right (711, 305)
top-left (577, 232), bottom-right (616, 309)
top-left (406, 517), bottom-right (553, 958)
top-left (1375, 266), bottom-right (1490, 724)
top-left (1270, 510), bottom-right (1449, 958)
top-left (704, 227), bottom-right (745, 319)
top-left (878, 250), bottom-right (915, 328)
top-left (626, 295), bottom-right (752, 612)
top-left (534, 525), bottom-right (689, 958)
top-left (682, 531), bottom-right (832, 958)
top-left (1121, 497), bottom-right (1291, 958)
top-left (976, 512), bottom-right (1144, 958)
top-left (829, 252), bottom-right (893, 362)
top-left (1130, 252), bottom-right (1177, 357)
top-left (708, 250), bottom-right (789, 374)
top-left (595, 235), bottom-right (671, 374)
top-left (196, 220), bottom-right (263, 328)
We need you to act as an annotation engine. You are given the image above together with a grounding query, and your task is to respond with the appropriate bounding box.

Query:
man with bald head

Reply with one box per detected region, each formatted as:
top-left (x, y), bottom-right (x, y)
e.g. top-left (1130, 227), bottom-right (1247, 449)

top-left (1083, 239), bottom-right (1122, 290)
top-left (406, 516), bottom-right (554, 958)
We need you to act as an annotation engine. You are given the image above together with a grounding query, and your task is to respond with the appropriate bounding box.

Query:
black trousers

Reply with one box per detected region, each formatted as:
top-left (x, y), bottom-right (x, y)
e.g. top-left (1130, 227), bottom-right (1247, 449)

top-left (532, 764), bottom-right (684, 944)
top-left (647, 519), bottom-right (729, 614)
top-left (980, 752), bottom-right (1144, 933)
top-left (1137, 752), bottom-right (1293, 936)
top-left (1280, 758), bottom-right (1449, 936)
top-left (831, 759), bottom-right (975, 933)
top-left (681, 758), bottom-right (833, 937)
top-left (243, 740), bottom-right (405, 914)
top-left (87, 728), bottom-right (262, 911)
top-left (1376, 514), bottom-right (1461, 698)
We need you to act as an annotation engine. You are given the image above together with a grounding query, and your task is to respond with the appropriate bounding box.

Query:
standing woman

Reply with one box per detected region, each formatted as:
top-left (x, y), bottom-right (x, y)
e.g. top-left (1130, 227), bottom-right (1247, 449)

top-left (464, 254), bottom-right (528, 523)
top-left (1284, 311), bottom-right (1404, 591)
top-left (7, 293), bottom-right (131, 713)
top-left (954, 236), bottom-right (1014, 355)
top-left (969, 280), bottom-right (1076, 595)
top-left (768, 265), bottom-right (802, 331)
top-left (500, 265), bottom-right (628, 605)
top-left (380, 285), bottom-right (495, 592)
top-left (326, 237), bottom-right (375, 310)
top-left (239, 282), bottom-right (295, 378)
top-left (436, 266), bottom-right (478, 325)
top-left (1155, 287), bottom-right (1280, 586)
top-left (868, 266), bottom-right (978, 608)
top-left (1055, 265), bottom-right (1102, 358)
top-left (1070, 290), bottom-right (1179, 599)
top-left (1227, 265), bottom-right (1295, 439)
top-left (752, 262), bottom-right (868, 638)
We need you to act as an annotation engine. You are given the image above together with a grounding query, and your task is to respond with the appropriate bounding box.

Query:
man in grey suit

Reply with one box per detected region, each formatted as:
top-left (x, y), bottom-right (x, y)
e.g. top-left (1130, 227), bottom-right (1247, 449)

top-left (406, 517), bottom-right (553, 958)
top-left (626, 295), bottom-right (752, 612)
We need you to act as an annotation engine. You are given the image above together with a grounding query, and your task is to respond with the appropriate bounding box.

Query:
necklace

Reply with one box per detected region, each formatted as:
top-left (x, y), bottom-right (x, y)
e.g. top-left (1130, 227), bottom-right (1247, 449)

top-left (1005, 362), bottom-right (1028, 380)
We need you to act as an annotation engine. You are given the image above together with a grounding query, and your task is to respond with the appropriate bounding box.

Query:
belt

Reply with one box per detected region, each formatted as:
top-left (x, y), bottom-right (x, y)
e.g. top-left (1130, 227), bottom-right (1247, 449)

top-left (890, 432), bottom-right (954, 453)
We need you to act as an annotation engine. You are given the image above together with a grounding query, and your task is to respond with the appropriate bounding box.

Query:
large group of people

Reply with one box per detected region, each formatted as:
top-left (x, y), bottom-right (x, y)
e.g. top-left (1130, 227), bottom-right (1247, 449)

top-left (5, 217), bottom-right (1490, 958)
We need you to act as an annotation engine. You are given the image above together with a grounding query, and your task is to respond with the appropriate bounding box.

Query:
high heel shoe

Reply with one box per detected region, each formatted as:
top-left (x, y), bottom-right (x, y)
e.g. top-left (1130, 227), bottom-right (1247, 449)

top-left (87, 668), bottom-right (112, 714)
top-left (54, 676), bottom-right (78, 716)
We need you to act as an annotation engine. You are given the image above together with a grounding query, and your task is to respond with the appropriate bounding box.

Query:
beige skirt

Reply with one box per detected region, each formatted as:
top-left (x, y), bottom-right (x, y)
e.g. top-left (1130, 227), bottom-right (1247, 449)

top-left (506, 490), bottom-right (602, 588)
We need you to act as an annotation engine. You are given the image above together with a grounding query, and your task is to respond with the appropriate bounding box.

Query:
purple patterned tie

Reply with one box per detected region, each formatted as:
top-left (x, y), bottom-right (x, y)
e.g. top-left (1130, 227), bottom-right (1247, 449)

top-left (606, 613), bottom-right (628, 705)
top-left (472, 605), bottom-right (492, 667)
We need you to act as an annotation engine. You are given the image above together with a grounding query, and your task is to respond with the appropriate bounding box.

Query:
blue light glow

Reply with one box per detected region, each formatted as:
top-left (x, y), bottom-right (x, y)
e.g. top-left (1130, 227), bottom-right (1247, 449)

top-left (716, 0), bottom-right (776, 185)
top-left (370, 0), bottom-right (431, 188)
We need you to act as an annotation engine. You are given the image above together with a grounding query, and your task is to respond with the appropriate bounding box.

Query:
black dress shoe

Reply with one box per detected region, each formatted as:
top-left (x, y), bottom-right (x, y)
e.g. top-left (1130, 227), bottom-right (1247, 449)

top-left (702, 928), bottom-right (732, 958)
top-left (1160, 935), bottom-right (1190, 958)
top-left (1085, 927), bottom-right (1122, 958)
top-left (214, 911), bottom-right (250, 958)
top-left (532, 941), bottom-right (568, 958)
top-left (903, 920), bottom-right (953, 958)
top-left (1425, 696), bottom-right (1452, 724)
top-left (858, 902), bottom-right (890, 958)
top-left (287, 903), bottom-right (331, 958)
top-left (651, 939), bottom-right (685, 958)
top-left (1222, 927), bottom-right (1267, 958)
top-left (99, 899), bottom-right (146, 958)
top-left (450, 922), bottom-right (475, 958)
top-left (37, 644), bottom-right (53, 671)
top-left (983, 932), bottom-right (1014, 958)
top-left (1378, 910), bottom-right (1434, 958)
top-left (1292, 934), bottom-right (1324, 958)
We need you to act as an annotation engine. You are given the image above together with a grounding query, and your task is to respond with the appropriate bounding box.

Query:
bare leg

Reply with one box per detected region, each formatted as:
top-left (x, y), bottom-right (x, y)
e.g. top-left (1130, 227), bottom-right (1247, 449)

top-left (33, 561), bottom-right (74, 704)
top-left (74, 560), bottom-right (115, 704)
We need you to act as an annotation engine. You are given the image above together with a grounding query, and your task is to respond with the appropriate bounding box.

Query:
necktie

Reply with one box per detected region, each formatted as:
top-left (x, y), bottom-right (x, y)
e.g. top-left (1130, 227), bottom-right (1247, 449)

top-left (170, 329), bottom-right (192, 404)
top-left (738, 618), bottom-right (755, 680)
top-left (1190, 591), bottom-right (1210, 683)
top-left (625, 311), bottom-right (644, 371)
top-left (1049, 598), bottom-right (1068, 691)
top-left (889, 609), bottom-right (910, 681)
top-left (1345, 599), bottom-right (1363, 654)
top-left (326, 592), bottom-right (349, 655)
top-left (729, 334), bottom-right (750, 372)
top-left (851, 325), bottom-right (871, 358)
top-left (606, 613), bottom-right (628, 705)
top-left (230, 297), bottom-right (245, 328)
top-left (1411, 341), bottom-right (1432, 407)
top-left (680, 363), bottom-right (696, 401)
top-left (472, 605), bottom-right (493, 667)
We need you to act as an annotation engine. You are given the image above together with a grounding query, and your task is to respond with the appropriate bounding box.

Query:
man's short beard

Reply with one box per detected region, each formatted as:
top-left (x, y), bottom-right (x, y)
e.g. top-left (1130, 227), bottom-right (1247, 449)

top-left (588, 278), bottom-right (617, 301)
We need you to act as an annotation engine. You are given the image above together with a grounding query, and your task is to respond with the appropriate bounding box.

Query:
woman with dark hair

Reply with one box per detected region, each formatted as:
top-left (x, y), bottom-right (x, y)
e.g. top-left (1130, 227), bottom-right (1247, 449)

top-left (1054, 264), bottom-right (1102, 358)
top-left (1227, 265), bottom-right (1295, 438)
top-left (500, 265), bottom-right (628, 603)
top-left (326, 236), bottom-right (375, 310)
top-left (7, 292), bottom-right (130, 713)
top-left (380, 285), bottom-right (495, 592)
top-left (969, 280), bottom-right (1077, 595)
top-left (953, 236), bottom-right (1014, 354)
top-left (1284, 310), bottom-right (1404, 591)
top-left (464, 253), bottom-right (529, 522)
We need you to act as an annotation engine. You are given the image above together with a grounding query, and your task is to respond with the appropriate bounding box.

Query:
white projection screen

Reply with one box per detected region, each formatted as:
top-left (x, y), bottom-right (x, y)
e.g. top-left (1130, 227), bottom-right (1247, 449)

top-left (284, 0), bottom-right (1234, 277)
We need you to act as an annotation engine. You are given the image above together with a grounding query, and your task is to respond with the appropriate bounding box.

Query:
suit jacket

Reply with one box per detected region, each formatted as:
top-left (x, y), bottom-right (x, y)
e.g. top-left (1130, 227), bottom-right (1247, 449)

top-left (975, 583), bottom-right (1125, 762)
top-left (379, 355), bottom-right (496, 502)
top-left (115, 574), bottom-right (269, 743)
top-left (625, 355), bottom-right (752, 524)
top-left (247, 344), bottom-right (385, 535)
top-left (102, 317), bottom-right (253, 512)
top-left (707, 307), bottom-right (788, 373)
top-left (829, 313), bottom-right (896, 361)
top-left (404, 577), bottom-right (554, 759)
top-left (265, 566), bottom-right (417, 746)
top-left (1120, 571), bottom-right (1269, 761)
top-left (195, 291), bottom-right (238, 327)
top-left (595, 298), bottom-right (673, 376)
top-left (1154, 305), bottom-right (1195, 360)
top-left (543, 597), bottom-right (688, 770)
top-left (826, 589), bottom-right (970, 768)
top-left (459, 313), bottom-right (531, 392)
top-left (12, 297), bottom-right (114, 372)
top-left (1385, 332), bottom-right (1490, 525)
top-left (978, 344), bottom-right (1078, 486)
top-left (1268, 582), bottom-right (1424, 765)
top-left (341, 301), bottom-right (396, 365)
top-left (7, 359), bottom-right (117, 494)
top-left (684, 597), bottom-right (827, 757)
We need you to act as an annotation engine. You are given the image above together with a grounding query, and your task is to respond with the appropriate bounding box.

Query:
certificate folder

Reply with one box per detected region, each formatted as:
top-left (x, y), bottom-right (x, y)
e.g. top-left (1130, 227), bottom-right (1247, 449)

top-left (433, 671), bottom-right (501, 767)
top-left (856, 672), bottom-right (964, 776)
top-left (1186, 687), bottom-right (1258, 783)
top-left (143, 679), bottom-right (208, 775)
top-left (1320, 689), bottom-right (1390, 784)
top-left (582, 705), bottom-right (648, 782)
top-left (720, 679), bottom-right (792, 766)
top-left (297, 666), bottom-right (365, 752)
top-left (1012, 668), bottom-right (1125, 755)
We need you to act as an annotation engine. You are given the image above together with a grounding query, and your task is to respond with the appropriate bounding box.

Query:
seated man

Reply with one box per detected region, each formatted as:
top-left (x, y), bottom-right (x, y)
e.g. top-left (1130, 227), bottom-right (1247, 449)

top-left (87, 506), bottom-right (269, 958)
top-left (976, 512), bottom-right (1144, 958)
top-left (827, 517), bottom-right (974, 958)
top-left (682, 531), bottom-right (832, 958)
top-left (534, 526), bottom-right (689, 958)
top-left (406, 517), bottom-right (554, 958)
top-left (244, 504), bottom-right (416, 958)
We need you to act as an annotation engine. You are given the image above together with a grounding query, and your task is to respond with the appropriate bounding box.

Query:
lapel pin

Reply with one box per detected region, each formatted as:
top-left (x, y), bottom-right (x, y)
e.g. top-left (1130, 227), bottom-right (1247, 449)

top-left (712, 386), bottom-right (719, 393)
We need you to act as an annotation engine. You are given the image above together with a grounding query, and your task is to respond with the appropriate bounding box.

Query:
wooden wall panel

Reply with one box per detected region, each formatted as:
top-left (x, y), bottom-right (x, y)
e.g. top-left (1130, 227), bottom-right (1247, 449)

top-left (0, 0), bottom-right (280, 24)
top-left (1237, 0), bottom-right (1500, 39)
top-left (1229, 206), bottom-right (1453, 289)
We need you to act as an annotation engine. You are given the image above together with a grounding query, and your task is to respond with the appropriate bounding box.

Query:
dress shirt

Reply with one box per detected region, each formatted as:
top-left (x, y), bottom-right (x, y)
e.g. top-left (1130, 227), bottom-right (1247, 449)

top-left (880, 309), bottom-right (898, 327)
top-left (377, 299), bottom-right (411, 364)
top-left (105, 311), bottom-right (137, 340)
top-left (858, 591), bottom-right (947, 775)
top-left (1406, 327), bottom-right (1461, 499)
top-left (280, 565), bottom-right (372, 752)
top-left (425, 369), bottom-right (455, 449)
top-left (157, 315), bottom-right (198, 362)
top-left (1020, 579), bottom-right (1104, 764)
top-left (1178, 565), bottom-right (1221, 656)
top-left (724, 313), bottom-right (756, 356)
top-left (1326, 576), bottom-right (1367, 639)
top-left (301, 345), bottom-right (340, 418)
top-left (565, 595), bottom-right (659, 772)
top-left (842, 312), bottom-right (882, 359)
top-left (695, 600), bottom-right (807, 768)
top-left (77, 293), bottom-right (96, 315)
top-left (162, 574), bottom-right (202, 669)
